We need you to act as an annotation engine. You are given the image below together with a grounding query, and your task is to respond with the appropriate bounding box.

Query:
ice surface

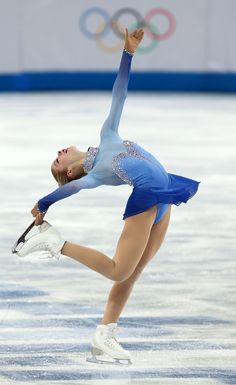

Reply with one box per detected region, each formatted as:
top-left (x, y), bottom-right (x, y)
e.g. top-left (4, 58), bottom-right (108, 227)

top-left (0, 92), bottom-right (236, 384)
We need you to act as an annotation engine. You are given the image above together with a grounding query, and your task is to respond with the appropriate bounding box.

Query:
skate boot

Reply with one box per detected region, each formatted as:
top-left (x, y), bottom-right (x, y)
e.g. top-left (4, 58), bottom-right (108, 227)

top-left (87, 323), bottom-right (132, 365)
top-left (16, 221), bottom-right (65, 259)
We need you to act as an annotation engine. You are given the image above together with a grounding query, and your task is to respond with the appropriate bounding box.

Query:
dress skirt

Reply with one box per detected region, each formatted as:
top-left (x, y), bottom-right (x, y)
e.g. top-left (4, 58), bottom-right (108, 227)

top-left (123, 173), bottom-right (200, 221)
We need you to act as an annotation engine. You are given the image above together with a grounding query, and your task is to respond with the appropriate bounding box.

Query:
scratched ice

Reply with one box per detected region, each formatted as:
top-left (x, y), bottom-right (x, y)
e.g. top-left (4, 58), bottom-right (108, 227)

top-left (0, 92), bottom-right (236, 385)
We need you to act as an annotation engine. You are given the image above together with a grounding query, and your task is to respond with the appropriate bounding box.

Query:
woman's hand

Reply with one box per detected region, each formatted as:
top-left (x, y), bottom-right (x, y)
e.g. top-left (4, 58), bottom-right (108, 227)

top-left (31, 204), bottom-right (46, 226)
top-left (124, 27), bottom-right (144, 54)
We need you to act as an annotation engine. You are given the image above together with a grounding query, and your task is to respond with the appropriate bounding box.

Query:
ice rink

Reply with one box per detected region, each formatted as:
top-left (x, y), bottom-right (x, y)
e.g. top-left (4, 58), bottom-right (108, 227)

top-left (0, 92), bottom-right (236, 384)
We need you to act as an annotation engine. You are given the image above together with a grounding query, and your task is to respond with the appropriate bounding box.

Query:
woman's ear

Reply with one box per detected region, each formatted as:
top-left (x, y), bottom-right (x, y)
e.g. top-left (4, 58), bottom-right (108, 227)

top-left (66, 161), bottom-right (85, 181)
top-left (66, 166), bottom-right (74, 179)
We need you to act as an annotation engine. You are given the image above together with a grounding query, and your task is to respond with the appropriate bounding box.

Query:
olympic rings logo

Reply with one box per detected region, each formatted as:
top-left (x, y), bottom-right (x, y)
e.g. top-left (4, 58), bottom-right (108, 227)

top-left (79, 7), bottom-right (176, 54)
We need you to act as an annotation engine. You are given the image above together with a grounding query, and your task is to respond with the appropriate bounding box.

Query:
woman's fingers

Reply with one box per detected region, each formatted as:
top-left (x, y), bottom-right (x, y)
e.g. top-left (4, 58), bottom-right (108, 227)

top-left (130, 28), bottom-right (144, 42)
top-left (137, 29), bottom-right (144, 39)
top-left (31, 205), bottom-right (38, 217)
top-left (34, 213), bottom-right (45, 226)
top-left (132, 28), bottom-right (144, 36)
top-left (31, 203), bottom-right (46, 225)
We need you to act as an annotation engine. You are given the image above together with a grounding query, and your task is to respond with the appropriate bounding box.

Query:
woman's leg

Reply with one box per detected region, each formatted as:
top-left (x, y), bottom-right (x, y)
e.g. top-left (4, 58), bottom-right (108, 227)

top-left (62, 205), bottom-right (157, 282)
top-left (101, 205), bottom-right (171, 324)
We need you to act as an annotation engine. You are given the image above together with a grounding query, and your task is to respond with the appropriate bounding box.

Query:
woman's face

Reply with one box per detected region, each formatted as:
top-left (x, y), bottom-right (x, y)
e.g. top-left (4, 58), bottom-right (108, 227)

top-left (51, 145), bottom-right (81, 174)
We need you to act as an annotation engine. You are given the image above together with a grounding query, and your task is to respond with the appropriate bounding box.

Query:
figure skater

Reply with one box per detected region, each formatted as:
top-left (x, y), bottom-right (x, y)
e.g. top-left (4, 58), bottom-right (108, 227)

top-left (17, 28), bottom-right (200, 364)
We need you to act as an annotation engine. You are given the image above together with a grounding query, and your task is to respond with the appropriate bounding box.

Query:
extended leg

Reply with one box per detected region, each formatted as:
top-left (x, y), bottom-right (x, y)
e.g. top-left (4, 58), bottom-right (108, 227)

top-left (101, 205), bottom-right (171, 324)
top-left (62, 205), bottom-right (157, 281)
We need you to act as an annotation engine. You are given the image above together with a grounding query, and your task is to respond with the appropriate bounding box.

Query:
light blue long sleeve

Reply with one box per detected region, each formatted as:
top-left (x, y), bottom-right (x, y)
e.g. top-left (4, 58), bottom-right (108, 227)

top-left (38, 174), bottom-right (101, 213)
top-left (38, 51), bottom-right (133, 213)
top-left (100, 50), bottom-right (132, 140)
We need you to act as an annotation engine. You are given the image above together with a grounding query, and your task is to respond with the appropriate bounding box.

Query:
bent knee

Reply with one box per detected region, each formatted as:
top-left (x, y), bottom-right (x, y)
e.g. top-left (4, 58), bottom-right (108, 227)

top-left (111, 269), bottom-right (133, 282)
top-left (112, 265), bottom-right (144, 283)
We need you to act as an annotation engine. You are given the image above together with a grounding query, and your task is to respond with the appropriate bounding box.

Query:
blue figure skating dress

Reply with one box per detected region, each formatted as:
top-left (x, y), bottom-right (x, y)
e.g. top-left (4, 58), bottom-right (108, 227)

top-left (38, 50), bottom-right (200, 224)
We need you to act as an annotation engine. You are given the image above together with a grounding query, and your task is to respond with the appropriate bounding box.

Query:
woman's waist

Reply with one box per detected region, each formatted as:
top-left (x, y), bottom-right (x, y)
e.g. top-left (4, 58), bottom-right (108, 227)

top-left (132, 172), bottom-right (169, 189)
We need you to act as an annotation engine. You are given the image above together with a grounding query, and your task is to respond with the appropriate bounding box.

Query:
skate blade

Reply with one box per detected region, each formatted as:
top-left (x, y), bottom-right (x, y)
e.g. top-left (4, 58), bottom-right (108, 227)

top-left (12, 221), bottom-right (36, 254)
top-left (12, 221), bottom-right (55, 258)
top-left (86, 355), bottom-right (132, 366)
top-left (12, 220), bottom-right (52, 254)
top-left (12, 241), bottom-right (25, 255)
top-left (11, 220), bottom-right (50, 254)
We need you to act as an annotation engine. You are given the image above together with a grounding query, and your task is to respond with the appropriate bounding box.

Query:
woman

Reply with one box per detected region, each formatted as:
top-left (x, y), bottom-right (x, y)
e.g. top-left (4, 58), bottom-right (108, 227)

top-left (18, 28), bottom-right (200, 364)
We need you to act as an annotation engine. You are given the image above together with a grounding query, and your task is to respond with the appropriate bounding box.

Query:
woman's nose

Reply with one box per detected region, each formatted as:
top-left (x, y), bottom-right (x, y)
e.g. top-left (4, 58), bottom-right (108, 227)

top-left (58, 149), bottom-right (66, 155)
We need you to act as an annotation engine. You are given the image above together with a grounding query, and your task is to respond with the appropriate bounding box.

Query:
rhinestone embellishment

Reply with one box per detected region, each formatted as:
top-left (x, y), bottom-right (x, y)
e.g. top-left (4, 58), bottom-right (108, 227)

top-left (112, 140), bottom-right (148, 186)
top-left (83, 146), bottom-right (99, 173)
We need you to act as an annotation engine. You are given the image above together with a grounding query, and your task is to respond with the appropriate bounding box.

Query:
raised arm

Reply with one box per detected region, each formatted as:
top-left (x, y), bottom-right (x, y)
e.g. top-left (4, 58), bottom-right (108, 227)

top-left (32, 174), bottom-right (101, 225)
top-left (100, 28), bottom-right (144, 141)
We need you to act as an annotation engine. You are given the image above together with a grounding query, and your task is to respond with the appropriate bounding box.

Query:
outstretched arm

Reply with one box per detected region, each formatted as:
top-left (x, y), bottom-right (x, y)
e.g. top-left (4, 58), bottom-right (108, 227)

top-left (100, 28), bottom-right (144, 141)
top-left (31, 174), bottom-right (101, 225)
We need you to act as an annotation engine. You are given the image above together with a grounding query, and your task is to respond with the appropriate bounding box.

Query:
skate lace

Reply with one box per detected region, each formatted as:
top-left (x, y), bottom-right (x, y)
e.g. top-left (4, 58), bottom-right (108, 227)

top-left (105, 327), bottom-right (123, 350)
top-left (33, 243), bottom-right (54, 258)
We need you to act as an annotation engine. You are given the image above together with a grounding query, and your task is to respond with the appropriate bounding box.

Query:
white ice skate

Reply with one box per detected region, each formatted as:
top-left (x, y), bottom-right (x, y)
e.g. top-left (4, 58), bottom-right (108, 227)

top-left (87, 323), bottom-right (132, 365)
top-left (12, 221), bottom-right (64, 259)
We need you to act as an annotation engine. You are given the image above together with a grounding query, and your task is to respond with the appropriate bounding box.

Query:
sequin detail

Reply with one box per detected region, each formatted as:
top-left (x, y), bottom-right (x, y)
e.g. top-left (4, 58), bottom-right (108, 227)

top-left (83, 146), bottom-right (99, 173)
top-left (112, 140), bottom-right (148, 186)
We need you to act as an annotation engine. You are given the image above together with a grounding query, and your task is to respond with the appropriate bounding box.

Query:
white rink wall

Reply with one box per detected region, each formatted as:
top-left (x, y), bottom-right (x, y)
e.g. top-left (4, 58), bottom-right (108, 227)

top-left (1, 0), bottom-right (236, 91)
